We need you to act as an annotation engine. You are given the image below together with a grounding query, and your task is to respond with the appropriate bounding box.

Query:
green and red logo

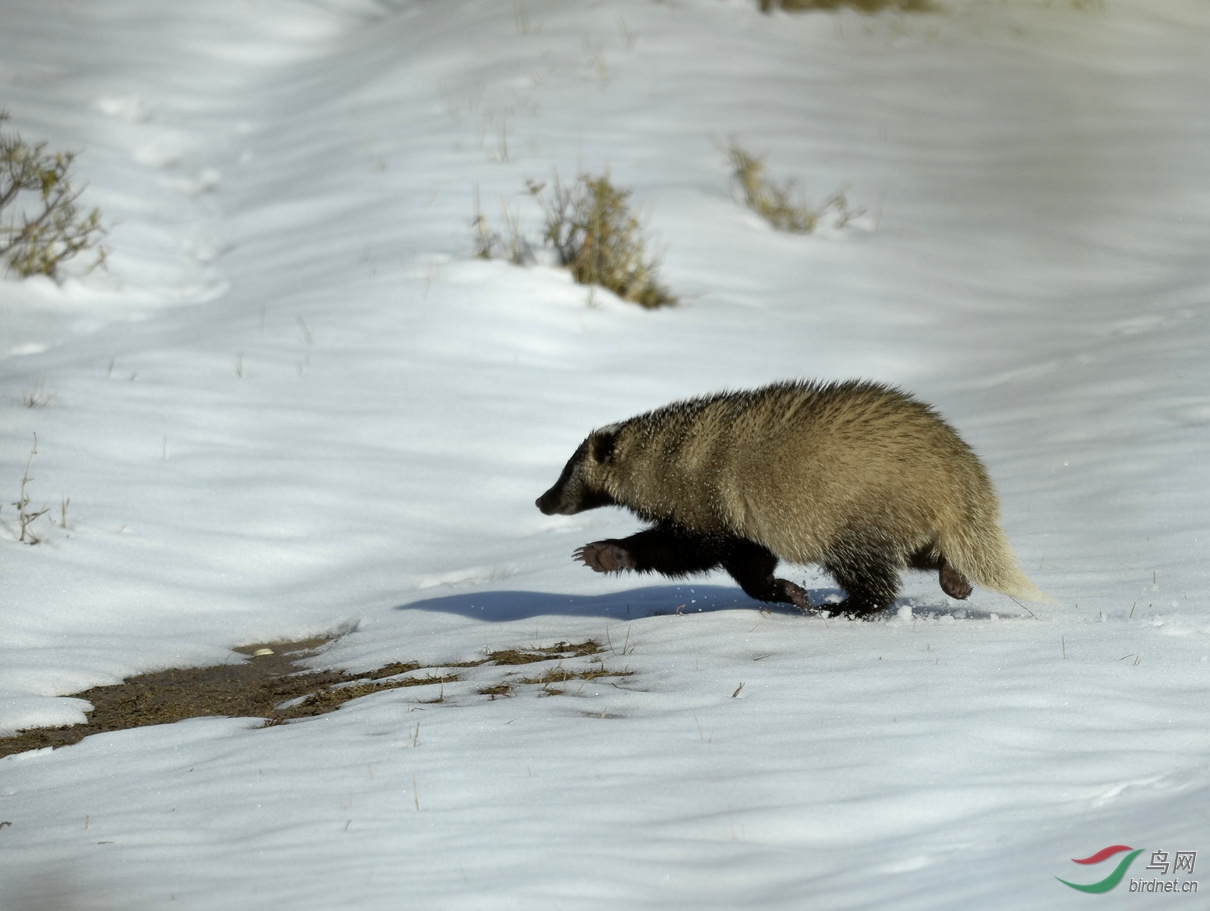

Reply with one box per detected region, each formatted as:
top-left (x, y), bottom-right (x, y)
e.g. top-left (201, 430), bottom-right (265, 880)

top-left (1056, 845), bottom-right (1144, 893)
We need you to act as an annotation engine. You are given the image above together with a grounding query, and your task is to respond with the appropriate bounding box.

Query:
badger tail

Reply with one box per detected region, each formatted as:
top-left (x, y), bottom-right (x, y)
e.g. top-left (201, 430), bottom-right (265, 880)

top-left (943, 521), bottom-right (1055, 605)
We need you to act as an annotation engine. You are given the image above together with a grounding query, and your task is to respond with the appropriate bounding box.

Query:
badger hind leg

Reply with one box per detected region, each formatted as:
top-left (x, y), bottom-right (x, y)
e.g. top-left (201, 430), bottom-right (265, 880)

top-left (938, 564), bottom-right (973, 600)
top-left (575, 524), bottom-right (725, 577)
top-left (823, 543), bottom-right (901, 619)
top-left (907, 547), bottom-right (973, 600)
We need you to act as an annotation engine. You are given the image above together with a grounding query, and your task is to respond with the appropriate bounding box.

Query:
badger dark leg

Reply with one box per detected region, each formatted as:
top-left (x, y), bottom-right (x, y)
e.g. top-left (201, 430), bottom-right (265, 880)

top-left (575, 525), bottom-right (724, 577)
top-left (720, 539), bottom-right (811, 610)
top-left (907, 547), bottom-right (973, 600)
top-left (823, 545), bottom-right (901, 618)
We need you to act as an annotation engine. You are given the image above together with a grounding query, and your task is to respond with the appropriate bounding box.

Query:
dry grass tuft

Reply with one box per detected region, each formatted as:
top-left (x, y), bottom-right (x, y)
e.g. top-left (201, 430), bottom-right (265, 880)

top-left (726, 139), bottom-right (860, 233)
top-left (21, 383), bottom-right (55, 408)
top-left (759, 0), bottom-right (937, 12)
top-left (9, 433), bottom-right (51, 544)
top-left (486, 640), bottom-right (601, 665)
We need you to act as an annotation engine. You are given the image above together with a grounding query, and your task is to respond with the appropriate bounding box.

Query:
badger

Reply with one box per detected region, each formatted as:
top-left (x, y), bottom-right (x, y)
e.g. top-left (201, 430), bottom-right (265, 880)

top-left (535, 379), bottom-right (1050, 617)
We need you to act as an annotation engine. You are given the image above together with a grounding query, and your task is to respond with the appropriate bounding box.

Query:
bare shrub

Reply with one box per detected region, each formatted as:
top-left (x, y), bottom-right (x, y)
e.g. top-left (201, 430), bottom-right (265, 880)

top-left (0, 111), bottom-right (108, 279)
top-left (471, 173), bottom-right (677, 308)
top-left (532, 172), bottom-right (676, 308)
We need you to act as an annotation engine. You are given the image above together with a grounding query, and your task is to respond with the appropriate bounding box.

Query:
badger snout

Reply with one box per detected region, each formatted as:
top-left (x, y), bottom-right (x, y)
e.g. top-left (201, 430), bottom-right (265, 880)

top-left (535, 488), bottom-right (563, 515)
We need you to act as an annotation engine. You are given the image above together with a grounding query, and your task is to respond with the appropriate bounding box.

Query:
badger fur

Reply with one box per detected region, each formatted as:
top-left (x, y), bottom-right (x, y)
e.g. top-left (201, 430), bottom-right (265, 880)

top-left (535, 379), bottom-right (1049, 617)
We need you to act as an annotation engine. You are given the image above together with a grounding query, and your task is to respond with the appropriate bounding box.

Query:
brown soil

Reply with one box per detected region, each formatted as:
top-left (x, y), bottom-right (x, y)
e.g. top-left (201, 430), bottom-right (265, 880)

top-left (0, 636), bottom-right (630, 759)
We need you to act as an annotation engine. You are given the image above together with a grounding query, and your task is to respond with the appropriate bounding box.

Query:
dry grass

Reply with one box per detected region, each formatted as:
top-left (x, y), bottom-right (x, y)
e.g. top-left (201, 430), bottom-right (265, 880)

top-left (726, 139), bottom-right (860, 233)
top-left (759, 0), bottom-right (937, 11)
top-left (21, 383), bottom-right (55, 408)
top-left (0, 636), bottom-right (632, 757)
top-left (471, 185), bottom-right (533, 265)
top-left (516, 663), bottom-right (632, 690)
top-left (486, 640), bottom-right (602, 664)
top-left (478, 639), bottom-right (632, 697)
top-left (9, 433), bottom-right (50, 544)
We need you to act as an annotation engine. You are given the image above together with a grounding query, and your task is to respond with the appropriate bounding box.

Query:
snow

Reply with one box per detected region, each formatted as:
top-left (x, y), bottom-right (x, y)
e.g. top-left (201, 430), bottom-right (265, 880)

top-left (2, 0), bottom-right (1209, 907)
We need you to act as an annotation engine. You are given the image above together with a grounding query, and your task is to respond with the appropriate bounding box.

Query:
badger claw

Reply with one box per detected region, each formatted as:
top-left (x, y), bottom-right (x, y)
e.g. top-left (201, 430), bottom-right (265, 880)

top-left (574, 541), bottom-right (636, 573)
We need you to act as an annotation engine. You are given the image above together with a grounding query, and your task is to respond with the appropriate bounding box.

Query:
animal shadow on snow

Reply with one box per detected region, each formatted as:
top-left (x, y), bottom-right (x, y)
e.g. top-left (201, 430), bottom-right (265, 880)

top-left (394, 584), bottom-right (989, 623)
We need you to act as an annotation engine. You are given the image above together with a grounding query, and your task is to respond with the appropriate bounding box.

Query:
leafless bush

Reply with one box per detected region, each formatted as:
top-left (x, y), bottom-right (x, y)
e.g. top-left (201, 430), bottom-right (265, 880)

top-left (1, 111), bottom-right (107, 278)
top-left (531, 172), bottom-right (676, 308)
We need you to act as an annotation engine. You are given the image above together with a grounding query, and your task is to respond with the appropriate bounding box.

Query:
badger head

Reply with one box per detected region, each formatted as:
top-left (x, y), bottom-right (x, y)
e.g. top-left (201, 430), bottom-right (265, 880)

top-left (535, 425), bottom-right (620, 516)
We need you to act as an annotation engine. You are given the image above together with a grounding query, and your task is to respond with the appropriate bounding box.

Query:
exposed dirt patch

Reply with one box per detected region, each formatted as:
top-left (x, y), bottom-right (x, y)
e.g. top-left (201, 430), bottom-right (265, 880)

top-left (0, 637), bottom-right (632, 759)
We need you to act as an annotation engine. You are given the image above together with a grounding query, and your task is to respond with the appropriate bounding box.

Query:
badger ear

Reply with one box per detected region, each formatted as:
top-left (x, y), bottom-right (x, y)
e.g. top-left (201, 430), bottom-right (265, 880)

top-left (590, 427), bottom-right (619, 464)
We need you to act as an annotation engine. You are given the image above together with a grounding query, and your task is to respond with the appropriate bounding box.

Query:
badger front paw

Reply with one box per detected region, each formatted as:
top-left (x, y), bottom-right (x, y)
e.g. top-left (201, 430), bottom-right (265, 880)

top-left (574, 541), bottom-right (636, 573)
